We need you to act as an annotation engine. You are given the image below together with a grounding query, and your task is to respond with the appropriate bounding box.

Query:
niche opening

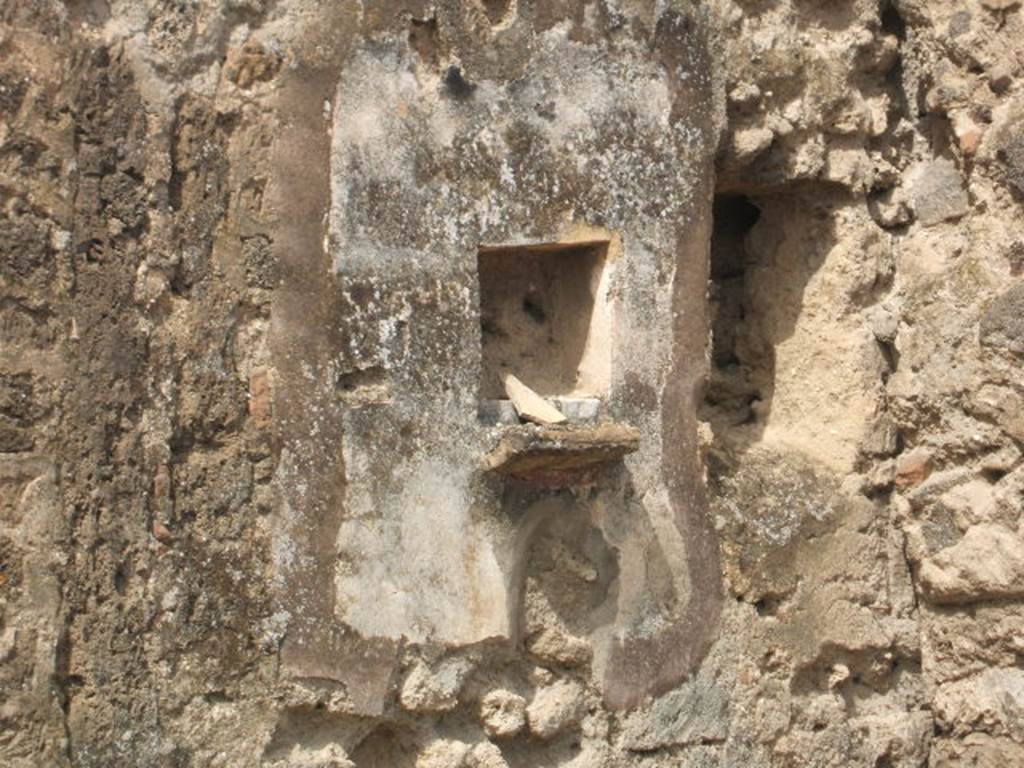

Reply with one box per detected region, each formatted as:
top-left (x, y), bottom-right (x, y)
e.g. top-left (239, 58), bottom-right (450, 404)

top-left (709, 195), bottom-right (760, 369)
top-left (478, 240), bottom-right (612, 401)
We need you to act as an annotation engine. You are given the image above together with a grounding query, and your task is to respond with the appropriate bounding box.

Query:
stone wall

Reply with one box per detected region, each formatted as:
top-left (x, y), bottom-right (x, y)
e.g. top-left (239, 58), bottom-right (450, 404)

top-left (0, 1), bottom-right (1021, 766)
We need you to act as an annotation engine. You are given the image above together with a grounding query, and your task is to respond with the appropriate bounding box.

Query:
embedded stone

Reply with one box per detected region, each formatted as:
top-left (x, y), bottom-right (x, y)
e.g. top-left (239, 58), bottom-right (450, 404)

top-left (478, 399), bottom-right (518, 425)
top-left (526, 679), bottom-right (585, 739)
top-left (979, 283), bottom-right (1024, 357)
top-left (249, 368), bottom-right (272, 428)
top-left (151, 520), bottom-right (174, 544)
top-left (904, 158), bottom-right (969, 225)
top-left (971, 384), bottom-right (1024, 440)
top-left (550, 397), bottom-right (601, 423)
top-left (729, 126), bottom-right (774, 167)
top-left (895, 448), bottom-right (933, 490)
top-left (989, 62), bottom-right (1015, 94)
top-left (861, 415), bottom-right (899, 457)
top-left (400, 657), bottom-right (475, 713)
top-left (934, 669), bottom-right (1024, 743)
top-left (224, 40), bottom-right (281, 89)
top-left (995, 132), bottom-right (1024, 195)
top-left (619, 673), bottom-right (730, 750)
top-left (980, 444), bottom-right (1022, 473)
top-left (526, 627), bottom-right (592, 667)
top-left (869, 188), bottom-right (912, 228)
top-left (480, 689), bottom-right (527, 739)
top-left (919, 524), bottom-right (1024, 604)
top-left (907, 468), bottom-right (973, 510)
top-left (0, 627), bottom-right (16, 663)
top-left (416, 739), bottom-right (471, 768)
top-left (469, 743), bottom-right (509, 768)
top-left (728, 82), bottom-right (762, 110)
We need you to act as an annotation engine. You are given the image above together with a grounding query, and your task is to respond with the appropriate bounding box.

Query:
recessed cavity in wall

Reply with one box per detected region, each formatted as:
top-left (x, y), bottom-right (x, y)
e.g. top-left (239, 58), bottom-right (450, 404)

top-left (709, 195), bottom-right (760, 370)
top-left (701, 194), bottom-right (763, 432)
top-left (337, 364), bottom-right (390, 406)
top-left (477, 240), bottom-right (612, 406)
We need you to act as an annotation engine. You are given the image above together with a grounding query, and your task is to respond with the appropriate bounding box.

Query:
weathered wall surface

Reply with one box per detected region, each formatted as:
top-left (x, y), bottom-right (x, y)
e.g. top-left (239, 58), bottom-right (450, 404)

top-left (0, 0), bottom-right (1021, 766)
top-left (274, 2), bottom-right (723, 717)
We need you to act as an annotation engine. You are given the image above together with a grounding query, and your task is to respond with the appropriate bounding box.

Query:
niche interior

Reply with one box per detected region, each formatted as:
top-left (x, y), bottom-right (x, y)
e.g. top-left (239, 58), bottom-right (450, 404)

top-left (477, 240), bottom-right (613, 402)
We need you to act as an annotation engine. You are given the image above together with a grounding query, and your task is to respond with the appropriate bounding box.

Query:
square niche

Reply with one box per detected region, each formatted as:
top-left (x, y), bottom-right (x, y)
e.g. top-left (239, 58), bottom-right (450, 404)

top-left (478, 240), bottom-right (613, 400)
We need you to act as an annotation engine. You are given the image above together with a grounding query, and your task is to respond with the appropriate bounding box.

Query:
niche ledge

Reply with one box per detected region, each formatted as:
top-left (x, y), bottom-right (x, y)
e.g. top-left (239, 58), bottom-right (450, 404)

top-left (483, 423), bottom-right (640, 487)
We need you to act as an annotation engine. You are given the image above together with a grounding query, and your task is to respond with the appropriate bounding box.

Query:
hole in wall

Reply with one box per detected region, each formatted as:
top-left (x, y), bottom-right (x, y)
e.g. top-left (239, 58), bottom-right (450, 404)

top-left (753, 592), bottom-right (788, 617)
top-left (443, 66), bottom-right (476, 100)
top-left (336, 365), bottom-right (390, 406)
top-left (709, 195), bottom-right (760, 370)
top-left (701, 184), bottom-right (841, 460)
top-left (477, 241), bottom-right (612, 399)
top-left (702, 194), bottom-right (762, 430)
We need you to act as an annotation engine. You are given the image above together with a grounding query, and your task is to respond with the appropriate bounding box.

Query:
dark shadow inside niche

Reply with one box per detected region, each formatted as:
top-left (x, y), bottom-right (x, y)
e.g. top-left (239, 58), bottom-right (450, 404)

top-left (709, 195), bottom-right (760, 369)
top-left (478, 241), bottom-right (611, 399)
top-left (702, 194), bottom-right (763, 432)
top-left (700, 184), bottom-right (842, 461)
